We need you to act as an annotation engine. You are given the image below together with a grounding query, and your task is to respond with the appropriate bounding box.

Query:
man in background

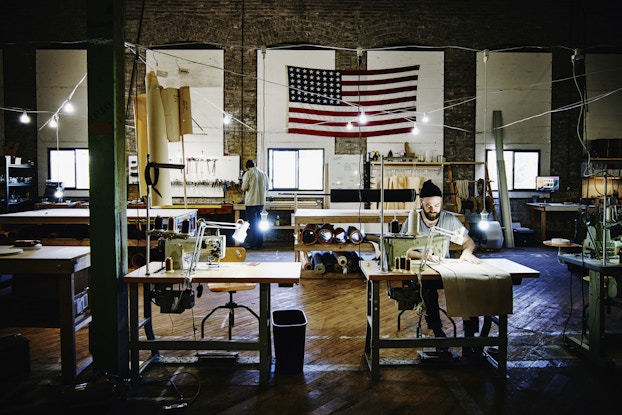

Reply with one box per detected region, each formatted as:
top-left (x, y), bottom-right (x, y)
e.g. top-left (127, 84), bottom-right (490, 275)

top-left (241, 159), bottom-right (269, 250)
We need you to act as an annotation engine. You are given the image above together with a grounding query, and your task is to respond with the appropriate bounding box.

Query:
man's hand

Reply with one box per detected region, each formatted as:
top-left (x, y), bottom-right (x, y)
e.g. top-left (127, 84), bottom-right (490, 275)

top-left (459, 251), bottom-right (481, 264)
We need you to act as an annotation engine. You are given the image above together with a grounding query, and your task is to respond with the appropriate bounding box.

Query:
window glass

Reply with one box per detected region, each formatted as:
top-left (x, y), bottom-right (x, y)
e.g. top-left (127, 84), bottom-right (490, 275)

top-left (514, 152), bottom-right (539, 189)
top-left (487, 150), bottom-right (539, 191)
top-left (298, 149), bottom-right (324, 190)
top-left (269, 148), bottom-right (324, 191)
top-left (49, 148), bottom-right (90, 190)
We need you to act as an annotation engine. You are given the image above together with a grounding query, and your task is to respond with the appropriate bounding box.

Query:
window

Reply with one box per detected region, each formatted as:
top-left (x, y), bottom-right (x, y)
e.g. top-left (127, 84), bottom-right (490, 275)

top-left (486, 150), bottom-right (539, 191)
top-left (49, 148), bottom-right (89, 189)
top-left (268, 148), bottom-right (324, 191)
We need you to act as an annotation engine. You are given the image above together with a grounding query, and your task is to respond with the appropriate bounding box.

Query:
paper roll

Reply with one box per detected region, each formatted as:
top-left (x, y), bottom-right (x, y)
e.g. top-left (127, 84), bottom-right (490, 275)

top-left (132, 94), bottom-right (149, 197)
top-left (146, 71), bottom-right (172, 206)
top-left (161, 87), bottom-right (180, 142)
top-left (179, 86), bottom-right (193, 135)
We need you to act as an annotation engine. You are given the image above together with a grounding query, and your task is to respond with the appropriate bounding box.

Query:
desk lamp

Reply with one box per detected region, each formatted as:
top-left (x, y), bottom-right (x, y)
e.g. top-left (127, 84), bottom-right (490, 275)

top-left (164, 218), bottom-right (249, 313)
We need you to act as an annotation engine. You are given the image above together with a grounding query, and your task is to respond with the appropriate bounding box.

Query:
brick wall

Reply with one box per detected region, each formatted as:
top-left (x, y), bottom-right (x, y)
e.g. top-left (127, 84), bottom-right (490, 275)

top-left (2, 1), bottom-right (620, 215)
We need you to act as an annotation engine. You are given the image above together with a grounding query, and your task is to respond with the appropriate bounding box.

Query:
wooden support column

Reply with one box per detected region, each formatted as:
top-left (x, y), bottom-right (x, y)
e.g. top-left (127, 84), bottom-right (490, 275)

top-left (87, 0), bottom-right (129, 377)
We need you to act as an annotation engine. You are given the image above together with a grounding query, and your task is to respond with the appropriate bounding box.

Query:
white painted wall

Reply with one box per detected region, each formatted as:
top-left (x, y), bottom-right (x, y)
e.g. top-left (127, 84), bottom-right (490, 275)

top-left (585, 54), bottom-right (622, 140)
top-left (475, 52), bottom-right (552, 187)
top-left (36, 49), bottom-right (88, 199)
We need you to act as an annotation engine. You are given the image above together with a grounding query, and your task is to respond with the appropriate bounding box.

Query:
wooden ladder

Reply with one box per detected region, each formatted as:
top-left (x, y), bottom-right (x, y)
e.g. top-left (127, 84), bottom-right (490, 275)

top-left (446, 162), bottom-right (497, 221)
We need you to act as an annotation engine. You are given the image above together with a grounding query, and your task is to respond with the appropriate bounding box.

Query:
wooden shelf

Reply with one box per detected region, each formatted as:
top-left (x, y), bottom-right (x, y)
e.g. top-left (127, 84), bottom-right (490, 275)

top-left (300, 269), bottom-right (361, 279)
top-left (370, 161), bottom-right (483, 166)
top-left (294, 241), bottom-right (374, 252)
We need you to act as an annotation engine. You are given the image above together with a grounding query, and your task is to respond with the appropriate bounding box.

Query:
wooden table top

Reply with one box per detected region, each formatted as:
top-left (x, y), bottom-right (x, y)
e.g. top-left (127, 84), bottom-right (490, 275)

top-left (360, 258), bottom-right (540, 282)
top-left (0, 208), bottom-right (197, 225)
top-left (0, 245), bottom-right (90, 273)
top-left (124, 261), bottom-right (301, 284)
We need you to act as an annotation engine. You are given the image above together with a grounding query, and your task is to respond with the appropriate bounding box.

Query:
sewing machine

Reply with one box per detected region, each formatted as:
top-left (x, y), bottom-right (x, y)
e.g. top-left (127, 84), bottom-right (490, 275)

top-left (164, 234), bottom-right (226, 270)
top-left (383, 233), bottom-right (452, 272)
top-left (580, 203), bottom-right (622, 263)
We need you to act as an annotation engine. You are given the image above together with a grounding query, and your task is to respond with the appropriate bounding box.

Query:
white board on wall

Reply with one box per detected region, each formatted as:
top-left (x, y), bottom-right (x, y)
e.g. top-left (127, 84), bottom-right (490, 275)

top-left (328, 155), bottom-right (365, 189)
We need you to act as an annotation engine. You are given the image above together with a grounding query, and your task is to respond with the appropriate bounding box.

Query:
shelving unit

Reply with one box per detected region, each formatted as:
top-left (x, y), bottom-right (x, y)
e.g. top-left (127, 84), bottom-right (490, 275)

top-left (293, 208), bottom-right (411, 278)
top-left (1, 160), bottom-right (36, 214)
top-left (234, 199), bottom-right (324, 231)
top-left (369, 160), bottom-right (492, 217)
top-left (581, 158), bottom-right (622, 199)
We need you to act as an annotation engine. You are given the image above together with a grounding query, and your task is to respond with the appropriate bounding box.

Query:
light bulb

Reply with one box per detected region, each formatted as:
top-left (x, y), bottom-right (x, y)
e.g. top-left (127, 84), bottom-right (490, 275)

top-left (346, 121), bottom-right (353, 130)
top-left (358, 112), bottom-right (367, 124)
top-left (479, 210), bottom-right (489, 230)
top-left (19, 111), bottom-right (31, 124)
top-left (54, 186), bottom-right (63, 200)
top-left (63, 101), bottom-right (74, 113)
top-left (411, 122), bottom-right (419, 135)
top-left (49, 115), bottom-right (58, 129)
top-left (422, 112), bottom-right (430, 123)
top-left (259, 210), bottom-right (270, 231)
top-left (223, 113), bottom-right (232, 125)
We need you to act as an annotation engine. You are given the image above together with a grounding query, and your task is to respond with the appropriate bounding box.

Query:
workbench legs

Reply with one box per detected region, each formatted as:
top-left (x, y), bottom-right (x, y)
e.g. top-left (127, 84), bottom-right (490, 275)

top-left (364, 279), bottom-right (509, 380)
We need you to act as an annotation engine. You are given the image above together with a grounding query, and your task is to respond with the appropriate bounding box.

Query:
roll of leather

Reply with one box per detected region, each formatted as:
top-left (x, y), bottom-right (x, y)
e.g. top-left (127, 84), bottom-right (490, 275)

top-left (321, 251), bottom-right (337, 272)
top-left (335, 252), bottom-right (348, 266)
top-left (301, 224), bottom-right (318, 245)
top-left (311, 252), bottom-right (325, 274)
top-left (348, 226), bottom-right (363, 244)
top-left (333, 227), bottom-right (348, 244)
top-left (317, 224), bottom-right (335, 244)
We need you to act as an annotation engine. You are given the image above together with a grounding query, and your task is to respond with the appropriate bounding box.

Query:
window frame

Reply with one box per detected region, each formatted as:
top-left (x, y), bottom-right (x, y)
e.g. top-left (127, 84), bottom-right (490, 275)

top-left (486, 149), bottom-right (541, 191)
top-left (48, 148), bottom-right (90, 190)
top-left (267, 148), bottom-right (325, 192)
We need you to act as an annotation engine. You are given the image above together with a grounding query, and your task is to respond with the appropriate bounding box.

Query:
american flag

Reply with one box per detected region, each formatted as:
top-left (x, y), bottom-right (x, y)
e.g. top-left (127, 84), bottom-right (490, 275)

top-left (287, 65), bottom-right (419, 138)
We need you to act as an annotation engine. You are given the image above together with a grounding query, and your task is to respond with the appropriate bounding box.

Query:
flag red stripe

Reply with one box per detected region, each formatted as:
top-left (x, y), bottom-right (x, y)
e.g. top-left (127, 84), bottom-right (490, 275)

top-left (289, 116), bottom-right (413, 127)
top-left (288, 126), bottom-right (415, 138)
top-left (289, 106), bottom-right (416, 118)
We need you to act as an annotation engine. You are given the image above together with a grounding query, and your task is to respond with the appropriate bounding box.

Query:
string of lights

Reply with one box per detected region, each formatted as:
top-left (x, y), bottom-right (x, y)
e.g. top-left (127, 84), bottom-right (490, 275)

top-left (0, 42), bottom-right (619, 139)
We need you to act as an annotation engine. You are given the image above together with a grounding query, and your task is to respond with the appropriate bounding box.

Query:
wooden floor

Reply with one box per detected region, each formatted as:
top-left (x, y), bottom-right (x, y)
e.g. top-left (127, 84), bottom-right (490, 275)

top-left (2, 245), bottom-right (622, 414)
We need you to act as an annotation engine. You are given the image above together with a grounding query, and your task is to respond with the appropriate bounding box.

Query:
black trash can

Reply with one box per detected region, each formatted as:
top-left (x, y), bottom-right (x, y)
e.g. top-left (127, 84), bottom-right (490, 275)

top-left (272, 309), bottom-right (307, 374)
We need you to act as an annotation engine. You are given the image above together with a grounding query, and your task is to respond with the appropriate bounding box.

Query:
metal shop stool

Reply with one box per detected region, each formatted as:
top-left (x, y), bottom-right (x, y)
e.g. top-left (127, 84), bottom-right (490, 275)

top-left (200, 247), bottom-right (259, 340)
